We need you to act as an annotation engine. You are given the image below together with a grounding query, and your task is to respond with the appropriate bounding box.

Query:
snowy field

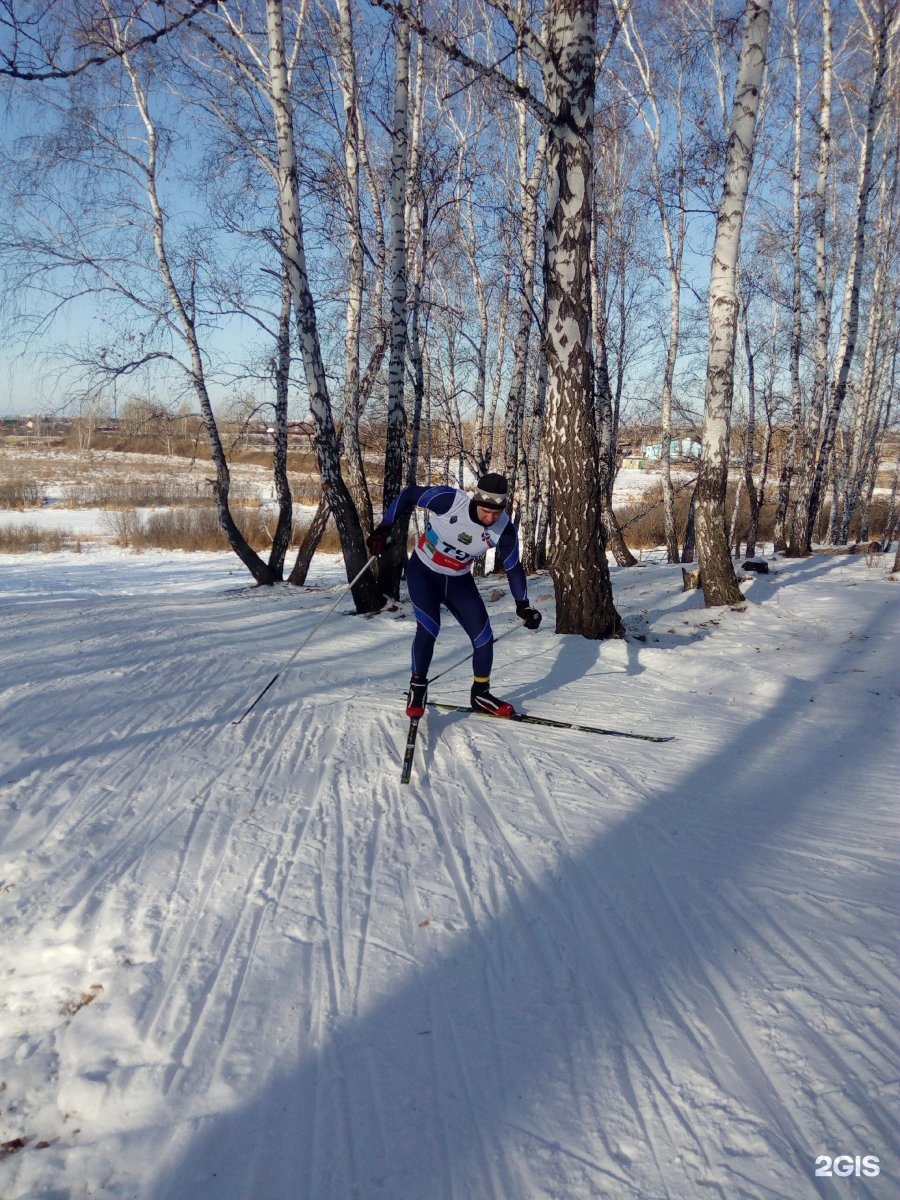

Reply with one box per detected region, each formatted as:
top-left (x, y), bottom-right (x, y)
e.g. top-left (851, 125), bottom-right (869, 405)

top-left (0, 545), bottom-right (897, 1199)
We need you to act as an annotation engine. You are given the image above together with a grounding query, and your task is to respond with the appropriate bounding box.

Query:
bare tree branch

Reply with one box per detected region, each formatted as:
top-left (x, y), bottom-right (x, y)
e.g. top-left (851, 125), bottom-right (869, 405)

top-left (483, 0), bottom-right (549, 70)
top-left (368, 0), bottom-right (553, 125)
top-left (0, 0), bottom-right (220, 80)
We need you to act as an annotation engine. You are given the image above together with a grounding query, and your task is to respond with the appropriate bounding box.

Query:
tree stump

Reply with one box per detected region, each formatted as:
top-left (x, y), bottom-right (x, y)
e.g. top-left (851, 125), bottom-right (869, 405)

top-left (682, 567), bottom-right (701, 591)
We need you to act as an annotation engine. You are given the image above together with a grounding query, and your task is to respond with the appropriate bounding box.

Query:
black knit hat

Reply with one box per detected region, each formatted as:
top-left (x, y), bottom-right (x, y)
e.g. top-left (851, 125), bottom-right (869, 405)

top-left (473, 472), bottom-right (508, 510)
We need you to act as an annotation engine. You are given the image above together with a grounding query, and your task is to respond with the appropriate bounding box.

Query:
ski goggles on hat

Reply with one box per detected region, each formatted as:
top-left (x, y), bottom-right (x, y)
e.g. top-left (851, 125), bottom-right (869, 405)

top-left (473, 488), bottom-right (506, 509)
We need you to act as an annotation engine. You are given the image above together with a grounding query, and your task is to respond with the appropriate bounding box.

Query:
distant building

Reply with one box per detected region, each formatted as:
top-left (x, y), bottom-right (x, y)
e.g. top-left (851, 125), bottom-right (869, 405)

top-left (642, 437), bottom-right (701, 461)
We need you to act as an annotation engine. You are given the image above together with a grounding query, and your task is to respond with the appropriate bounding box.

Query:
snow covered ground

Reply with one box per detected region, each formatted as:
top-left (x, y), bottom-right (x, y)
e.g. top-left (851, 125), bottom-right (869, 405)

top-left (0, 546), bottom-right (897, 1199)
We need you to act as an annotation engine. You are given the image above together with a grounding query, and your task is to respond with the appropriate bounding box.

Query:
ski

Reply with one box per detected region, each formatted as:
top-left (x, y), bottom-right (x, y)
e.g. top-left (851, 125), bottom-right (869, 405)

top-left (400, 716), bottom-right (421, 784)
top-left (427, 702), bottom-right (673, 743)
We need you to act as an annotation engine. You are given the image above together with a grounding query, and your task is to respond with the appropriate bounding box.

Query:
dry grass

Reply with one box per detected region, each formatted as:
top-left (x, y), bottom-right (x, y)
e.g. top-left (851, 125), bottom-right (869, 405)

top-left (81, 430), bottom-right (322, 476)
top-left (61, 479), bottom-right (217, 509)
top-left (0, 476), bottom-right (44, 508)
top-left (615, 483), bottom-right (891, 551)
top-left (615, 485), bottom-right (695, 550)
top-left (0, 524), bottom-right (80, 553)
top-left (103, 506), bottom-right (344, 554)
top-left (1, 443), bottom-right (323, 509)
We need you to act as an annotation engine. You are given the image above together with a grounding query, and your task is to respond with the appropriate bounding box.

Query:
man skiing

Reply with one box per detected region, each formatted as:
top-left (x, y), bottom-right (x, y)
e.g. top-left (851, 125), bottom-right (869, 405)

top-left (367, 472), bottom-right (542, 719)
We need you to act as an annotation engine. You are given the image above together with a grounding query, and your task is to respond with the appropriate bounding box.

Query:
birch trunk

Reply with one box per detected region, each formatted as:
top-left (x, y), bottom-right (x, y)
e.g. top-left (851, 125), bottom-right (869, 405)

top-left (504, 55), bottom-right (547, 500)
top-left (378, 8), bottom-right (412, 598)
top-left (358, 114), bottom-right (389, 407)
top-left (120, 37), bottom-right (276, 585)
top-left (774, 0), bottom-right (805, 553)
top-left (336, 0), bottom-right (373, 533)
top-left (729, 473), bottom-right (744, 557)
top-left (464, 189), bottom-right (491, 475)
top-left (591, 168), bottom-right (635, 568)
top-left (619, 13), bottom-right (685, 563)
top-left (265, 0), bottom-right (380, 611)
top-left (596, 338), bottom-right (636, 566)
top-left (801, 0), bottom-right (891, 551)
top-left (696, 0), bottom-right (771, 608)
top-left (288, 495), bottom-right (330, 585)
top-left (406, 211), bottom-right (428, 486)
top-left (543, 0), bottom-right (622, 637)
top-left (384, 9), bottom-right (410, 505)
top-left (404, 21), bottom-right (426, 486)
top-left (740, 293), bottom-right (761, 558)
top-left (787, 0), bottom-right (833, 555)
top-left (268, 273), bottom-right (294, 577)
top-left (836, 142), bottom-right (897, 543)
top-left (521, 304), bottom-right (549, 574)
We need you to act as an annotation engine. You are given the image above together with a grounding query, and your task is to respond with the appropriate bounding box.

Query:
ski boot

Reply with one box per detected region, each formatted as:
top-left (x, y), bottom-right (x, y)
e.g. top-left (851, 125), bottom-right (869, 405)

top-left (470, 678), bottom-right (515, 718)
top-left (406, 674), bottom-right (428, 719)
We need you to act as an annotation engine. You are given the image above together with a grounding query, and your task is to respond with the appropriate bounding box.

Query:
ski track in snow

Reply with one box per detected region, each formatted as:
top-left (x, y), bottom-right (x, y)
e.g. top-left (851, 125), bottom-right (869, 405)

top-left (0, 549), bottom-right (897, 1199)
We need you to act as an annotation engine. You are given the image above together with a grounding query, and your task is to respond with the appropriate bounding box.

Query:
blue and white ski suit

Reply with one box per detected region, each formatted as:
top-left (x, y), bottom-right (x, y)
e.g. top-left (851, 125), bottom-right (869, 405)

top-left (381, 485), bottom-right (530, 679)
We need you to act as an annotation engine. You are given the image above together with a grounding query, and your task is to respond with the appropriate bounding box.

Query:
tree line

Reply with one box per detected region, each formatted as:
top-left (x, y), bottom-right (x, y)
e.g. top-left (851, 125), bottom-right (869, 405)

top-left (1, 0), bottom-right (898, 631)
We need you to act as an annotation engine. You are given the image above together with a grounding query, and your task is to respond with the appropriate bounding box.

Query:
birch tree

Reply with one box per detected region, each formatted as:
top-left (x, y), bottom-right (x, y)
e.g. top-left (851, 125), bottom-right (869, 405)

top-left (737, 263), bottom-right (781, 559)
top-left (773, 0), bottom-right (807, 553)
top-left (695, 0), bottom-right (772, 608)
top-left (371, 0), bottom-right (624, 637)
top-left (0, 0), bottom-right (218, 80)
top-left (793, 0), bottom-right (895, 553)
top-left (404, 27), bottom-right (430, 492)
top-left (265, 0), bottom-right (381, 609)
top-left (504, 10), bottom-right (547, 503)
top-left (835, 147), bottom-right (900, 543)
top-left (335, 0), bottom-right (375, 532)
top-left (617, 4), bottom-right (689, 564)
top-left (541, 0), bottom-right (622, 635)
top-left (180, 0), bottom-right (384, 599)
top-left (591, 111), bottom-right (641, 568)
top-left (375, 3), bottom-right (413, 597)
top-left (4, 6), bottom-right (296, 584)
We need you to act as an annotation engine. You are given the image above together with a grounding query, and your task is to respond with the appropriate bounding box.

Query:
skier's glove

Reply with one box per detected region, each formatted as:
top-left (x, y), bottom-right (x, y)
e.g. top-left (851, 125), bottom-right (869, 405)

top-left (367, 526), bottom-right (391, 556)
top-left (516, 601), bottom-right (542, 630)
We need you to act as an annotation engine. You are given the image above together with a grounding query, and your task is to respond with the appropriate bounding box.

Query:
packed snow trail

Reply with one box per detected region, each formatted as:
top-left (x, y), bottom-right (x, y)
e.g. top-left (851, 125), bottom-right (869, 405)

top-left (0, 550), bottom-right (897, 1199)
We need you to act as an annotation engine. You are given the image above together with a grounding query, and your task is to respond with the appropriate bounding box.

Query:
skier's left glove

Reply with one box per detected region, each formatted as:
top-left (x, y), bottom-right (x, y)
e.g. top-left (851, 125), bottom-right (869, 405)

top-left (516, 600), bottom-right (542, 630)
top-left (367, 525), bottom-right (391, 556)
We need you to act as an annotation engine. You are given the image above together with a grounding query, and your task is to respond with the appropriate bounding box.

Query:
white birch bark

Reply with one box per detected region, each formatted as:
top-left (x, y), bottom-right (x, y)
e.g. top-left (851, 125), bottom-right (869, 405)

top-left (774, 0), bottom-right (806, 553)
top-left (486, 267), bottom-right (509, 472)
top-left (383, 8), bottom-right (411, 509)
top-left (335, 0), bottom-right (372, 531)
top-left (406, 212), bottom-right (428, 486)
top-left (370, 5), bottom-right (413, 597)
top-left (368, 0), bottom-right (624, 636)
top-left (838, 157), bottom-right (897, 542)
top-left (115, 22), bottom-right (276, 584)
top-left (786, 0), bottom-right (834, 554)
top-left (504, 25), bottom-right (547, 499)
top-left (591, 125), bottom-right (635, 567)
top-left (801, 0), bottom-right (894, 551)
top-left (617, 9), bottom-right (685, 563)
top-left (269, 272), bottom-right (294, 577)
top-left (542, 0), bottom-right (622, 636)
top-left (357, 119), bottom-right (389, 405)
top-left (404, 24), bottom-right (426, 487)
top-left (696, 0), bottom-right (772, 608)
top-left (264, 0), bottom-right (380, 609)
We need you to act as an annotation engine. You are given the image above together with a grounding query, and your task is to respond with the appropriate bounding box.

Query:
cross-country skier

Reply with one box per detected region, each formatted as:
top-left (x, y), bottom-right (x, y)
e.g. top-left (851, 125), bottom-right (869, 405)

top-left (367, 472), bottom-right (542, 719)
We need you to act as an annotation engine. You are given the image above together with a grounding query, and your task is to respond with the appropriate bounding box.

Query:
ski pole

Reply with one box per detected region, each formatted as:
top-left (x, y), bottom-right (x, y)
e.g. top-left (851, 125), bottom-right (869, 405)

top-left (426, 619), bottom-right (524, 687)
top-left (233, 554), bottom-right (377, 724)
